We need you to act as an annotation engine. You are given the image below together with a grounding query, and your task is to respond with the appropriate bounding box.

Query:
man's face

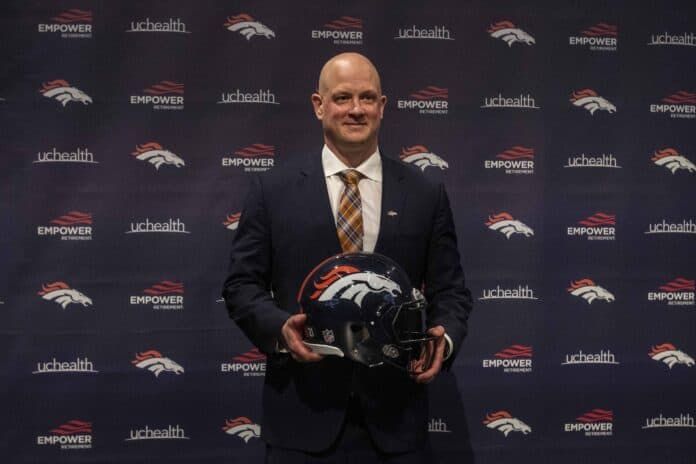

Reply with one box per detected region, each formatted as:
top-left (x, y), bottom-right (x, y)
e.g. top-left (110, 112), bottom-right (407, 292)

top-left (312, 59), bottom-right (386, 154)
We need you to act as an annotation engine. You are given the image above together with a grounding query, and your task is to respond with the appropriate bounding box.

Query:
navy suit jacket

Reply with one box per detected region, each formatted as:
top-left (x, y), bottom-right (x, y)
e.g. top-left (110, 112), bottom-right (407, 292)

top-left (222, 152), bottom-right (472, 453)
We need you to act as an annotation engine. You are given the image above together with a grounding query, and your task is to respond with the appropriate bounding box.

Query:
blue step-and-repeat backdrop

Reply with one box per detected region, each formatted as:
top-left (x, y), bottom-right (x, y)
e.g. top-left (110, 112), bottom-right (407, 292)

top-left (1, 1), bottom-right (694, 463)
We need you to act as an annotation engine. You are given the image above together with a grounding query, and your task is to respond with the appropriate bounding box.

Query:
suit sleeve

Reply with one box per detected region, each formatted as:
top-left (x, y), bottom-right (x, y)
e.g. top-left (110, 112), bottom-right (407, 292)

top-left (424, 183), bottom-right (473, 366)
top-left (221, 174), bottom-right (289, 354)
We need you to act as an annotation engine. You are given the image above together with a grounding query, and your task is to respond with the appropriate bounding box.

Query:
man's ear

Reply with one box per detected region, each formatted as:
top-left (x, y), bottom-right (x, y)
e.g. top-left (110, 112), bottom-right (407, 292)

top-left (311, 93), bottom-right (323, 120)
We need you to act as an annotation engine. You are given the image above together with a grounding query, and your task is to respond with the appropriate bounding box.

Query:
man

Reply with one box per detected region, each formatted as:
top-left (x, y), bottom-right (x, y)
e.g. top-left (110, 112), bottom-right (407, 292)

top-left (222, 52), bottom-right (472, 462)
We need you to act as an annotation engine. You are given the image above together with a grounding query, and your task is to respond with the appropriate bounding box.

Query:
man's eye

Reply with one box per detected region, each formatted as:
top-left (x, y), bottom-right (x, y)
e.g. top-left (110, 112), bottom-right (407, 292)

top-left (335, 95), bottom-right (350, 103)
top-left (361, 95), bottom-right (376, 102)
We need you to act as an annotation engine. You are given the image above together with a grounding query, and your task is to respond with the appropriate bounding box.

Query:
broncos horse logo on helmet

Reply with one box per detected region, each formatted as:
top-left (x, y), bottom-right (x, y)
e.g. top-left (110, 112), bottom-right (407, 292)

top-left (309, 265), bottom-right (401, 306)
top-left (298, 253), bottom-right (434, 373)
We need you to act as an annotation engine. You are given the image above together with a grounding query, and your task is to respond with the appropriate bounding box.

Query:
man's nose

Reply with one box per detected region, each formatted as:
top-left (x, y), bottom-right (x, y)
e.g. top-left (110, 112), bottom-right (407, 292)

top-left (348, 97), bottom-right (366, 116)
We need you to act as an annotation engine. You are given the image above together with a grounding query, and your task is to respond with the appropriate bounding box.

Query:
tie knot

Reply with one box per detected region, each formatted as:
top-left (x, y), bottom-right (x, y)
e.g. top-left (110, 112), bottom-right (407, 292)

top-left (338, 169), bottom-right (363, 186)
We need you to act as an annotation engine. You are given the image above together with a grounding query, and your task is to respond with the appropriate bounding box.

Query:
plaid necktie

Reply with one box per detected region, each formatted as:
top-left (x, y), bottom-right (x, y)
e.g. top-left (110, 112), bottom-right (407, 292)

top-left (336, 170), bottom-right (364, 252)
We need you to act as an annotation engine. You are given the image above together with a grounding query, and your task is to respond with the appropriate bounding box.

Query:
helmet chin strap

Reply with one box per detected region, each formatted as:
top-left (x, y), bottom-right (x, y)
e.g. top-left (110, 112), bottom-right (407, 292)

top-left (303, 342), bottom-right (345, 357)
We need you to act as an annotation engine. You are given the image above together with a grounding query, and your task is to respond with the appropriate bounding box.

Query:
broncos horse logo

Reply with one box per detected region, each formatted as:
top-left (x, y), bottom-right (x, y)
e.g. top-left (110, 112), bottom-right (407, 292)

top-left (652, 148), bottom-right (696, 174)
top-left (649, 343), bottom-right (695, 369)
top-left (484, 411), bottom-right (532, 436)
top-left (400, 145), bottom-right (449, 171)
top-left (487, 21), bottom-right (535, 47)
top-left (223, 417), bottom-right (261, 442)
top-left (310, 265), bottom-right (401, 307)
top-left (224, 14), bottom-right (275, 40)
top-left (132, 350), bottom-right (185, 377)
top-left (38, 282), bottom-right (93, 309)
top-left (40, 80), bottom-right (93, 106)
top-left (567, 279), bottom-right (615, 304)
top-left (131, 142), bottom-right (185, 170)
top-left (486, 212), bottom-right (534, 239)
top-left (570, 89), bottom-right (616, 115)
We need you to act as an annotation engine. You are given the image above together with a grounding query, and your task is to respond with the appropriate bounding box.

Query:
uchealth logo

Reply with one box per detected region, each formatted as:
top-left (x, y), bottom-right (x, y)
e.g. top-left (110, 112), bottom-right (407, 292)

top-left (40, 80), bottom-right (92, 106)
top-left (130, 281), bottom-right (184, 311)
top-left (483, 411), bottom-right (531, 436)
top-left (487, 21), bottom-right (535, 47)
top-left (126, 217), bottom-right (190, 235)
top-left (223, 417), bottom-right (261, 443)
top-left (567, 278), bottom-right (615, 304)
top-left (223, 213), bottom-right (241, 230)
top-left (394, 24), bottom-right (453, 41)
top-left (564, 409), bottom-right (613, 436)
top-left (38, 9), bottom-right (92, 39)
top-left (649, 343), bottom-right (695, 369)
top-left (562, 349), bottom-right (619, 366)
top-left (397, 86), bottom-right (448, 115)
top-left (651, 148), bottom-right (696, 174)
top-left (479, 284), bottom-right (538, 302)
top-left (485, 146), bottom-right (534, 175)
top-left (650, 91), bottom-right (696, 119)
top-left (125, 424), bottom-right (189, 441)
top-left (644, 219), bottom-right (696, 235)
top-left (36, 420), bottom-right (93, 449)
top-left (132, 350), bottom-right (184, 377)
top-left (643, 413), bottom-right (696, 429)
top-left (218, 88), bottom-right (278, 105)
top-left (648, 31), bottom-right (696, 47)
top-left (312, 16), bottom-right (363, 45)
top-left (564, 152), bottom-right (621, 169)
top-left (130, 81), bottom-right (184, 110)
top-left (428, 418), bottom-right (452, 433)
top-left (126, 17), bottom-right (190, 34)
top-left (648, 278), bottom-right (695, 307)
top-left (570, 89), bottom-right (616, 115)
top-left (567, 212), bottom-right (616, 241)
top-left (485, 212), bottom-right (534, 239)
top-left (38, 282), bottom-right (93, 309)
top-left (33, 356), bottom-right (98, 374)
top-left (132, 142), bottom-right (185, 170)
top-left (569, 23), bottom-right (617, 51)
top-left (400, 145), bottom-right (448, 171)
top-left (224, 14), bottom-right (275, 40)
top-left (38, 211), bottom-right (93, 240)
top-left (481, 93), bottom-right (539, 110)
top-left (222, 144), bottom-right (275, 172)
top-left (34, 147), bottom-right (97, 165)
top-left (221, 347), bottom-right (266, 377)
top-left (482, 345), bottom-right (533, 373)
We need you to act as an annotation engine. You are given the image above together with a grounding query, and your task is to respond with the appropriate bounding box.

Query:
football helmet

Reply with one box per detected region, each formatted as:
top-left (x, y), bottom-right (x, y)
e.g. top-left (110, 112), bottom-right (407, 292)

top-left (297, 252), bottom-right (435, 373)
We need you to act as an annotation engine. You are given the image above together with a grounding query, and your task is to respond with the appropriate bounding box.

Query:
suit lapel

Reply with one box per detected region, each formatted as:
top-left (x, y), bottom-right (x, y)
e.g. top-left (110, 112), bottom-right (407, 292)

top-left (299, 156), bottom-right (343, 255)
top-left (374, 156), bottom-right (406, 254)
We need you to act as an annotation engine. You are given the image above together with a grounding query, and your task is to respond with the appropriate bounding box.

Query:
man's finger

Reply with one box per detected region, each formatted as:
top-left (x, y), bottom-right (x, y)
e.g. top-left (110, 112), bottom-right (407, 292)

top-left (414, 336), bottom-right (445, 384)
top-left (281, 314), bottom-right (323, 362)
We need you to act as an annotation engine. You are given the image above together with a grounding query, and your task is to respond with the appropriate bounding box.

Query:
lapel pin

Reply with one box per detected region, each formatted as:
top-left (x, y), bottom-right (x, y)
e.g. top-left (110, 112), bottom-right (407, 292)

top-left (387, 210), bottom-right (398, 217)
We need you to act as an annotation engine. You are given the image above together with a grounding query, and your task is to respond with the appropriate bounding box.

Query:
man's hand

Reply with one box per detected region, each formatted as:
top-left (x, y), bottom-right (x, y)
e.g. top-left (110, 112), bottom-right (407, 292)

top-left (280, 314), bottom-right (324, 363)
top-left (412, 325), bottom-right (446, 384)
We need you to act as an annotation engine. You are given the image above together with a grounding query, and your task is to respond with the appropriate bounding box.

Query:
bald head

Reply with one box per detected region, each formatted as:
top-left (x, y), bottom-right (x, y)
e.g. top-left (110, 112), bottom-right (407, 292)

top-left (311, 53), bottom-right (387, 166)
top-left (317, 53), bottom-right (382, 96)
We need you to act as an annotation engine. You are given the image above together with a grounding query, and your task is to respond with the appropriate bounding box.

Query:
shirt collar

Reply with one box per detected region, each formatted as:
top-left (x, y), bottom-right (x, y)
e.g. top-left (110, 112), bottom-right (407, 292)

top-left (321, 145), bottom-right (382, 182)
